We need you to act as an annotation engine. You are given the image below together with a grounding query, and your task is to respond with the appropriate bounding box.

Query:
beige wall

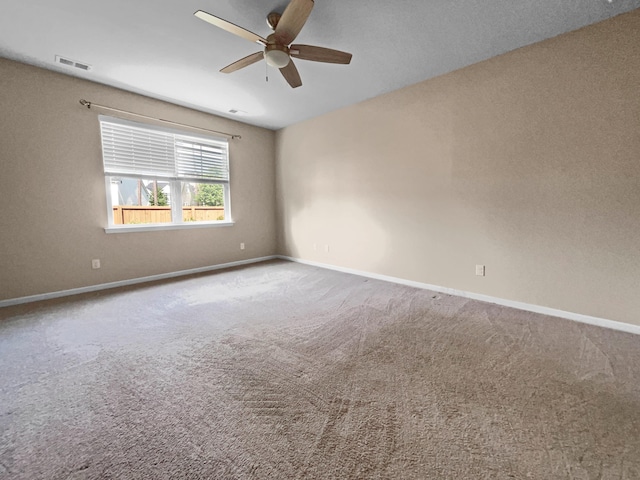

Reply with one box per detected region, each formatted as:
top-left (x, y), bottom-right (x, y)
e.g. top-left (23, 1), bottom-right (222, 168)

top-left (0, 58), bottom-right (276, 300)
top-left (276, 10), bottom-right (640, 326)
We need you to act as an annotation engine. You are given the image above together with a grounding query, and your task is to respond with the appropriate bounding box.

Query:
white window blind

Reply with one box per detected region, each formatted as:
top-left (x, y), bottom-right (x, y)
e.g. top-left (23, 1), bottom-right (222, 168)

top-left (99, 115), bottom-right (229, 182)
top-left (175, 138), bottom-right (228, 182)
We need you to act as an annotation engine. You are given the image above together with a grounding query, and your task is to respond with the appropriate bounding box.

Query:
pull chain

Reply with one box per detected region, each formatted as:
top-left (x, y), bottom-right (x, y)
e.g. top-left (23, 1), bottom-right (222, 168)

top-left (265, 61), bottom-right (269, 83)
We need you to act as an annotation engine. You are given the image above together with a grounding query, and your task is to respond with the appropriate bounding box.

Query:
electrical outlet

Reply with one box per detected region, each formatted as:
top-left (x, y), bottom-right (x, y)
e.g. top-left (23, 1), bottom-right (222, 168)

top-left (475, 265), bottom-right (485, 276)
top-left (92, 259), bottom-right (101, 269)
top-left (240, 242), bottom-right (245, 250)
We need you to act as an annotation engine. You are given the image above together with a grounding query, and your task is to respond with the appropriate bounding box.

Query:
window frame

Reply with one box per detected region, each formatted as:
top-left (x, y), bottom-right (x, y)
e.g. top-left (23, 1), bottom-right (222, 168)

top-left (99, 115), bottom-right (234, 233)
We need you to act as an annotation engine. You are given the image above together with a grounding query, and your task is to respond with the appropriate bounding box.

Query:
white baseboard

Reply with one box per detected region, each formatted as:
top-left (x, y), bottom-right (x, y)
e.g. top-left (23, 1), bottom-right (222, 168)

top-left (4, 254), bottom-right (638, 336)
top-left (278, 255), bottom-right (640, 336)
top-left (0, 256), bottom-right (278, 308)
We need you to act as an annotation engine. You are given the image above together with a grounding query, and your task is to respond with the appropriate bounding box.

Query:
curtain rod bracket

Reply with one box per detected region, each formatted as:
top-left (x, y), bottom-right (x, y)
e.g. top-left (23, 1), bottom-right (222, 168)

top-left (78, 98), bottom-right (241, 140)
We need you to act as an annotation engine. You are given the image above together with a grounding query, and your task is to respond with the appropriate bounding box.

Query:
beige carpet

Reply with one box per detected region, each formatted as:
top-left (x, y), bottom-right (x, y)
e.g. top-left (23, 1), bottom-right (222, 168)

top-left (1, 260), bottom-right (639, 479)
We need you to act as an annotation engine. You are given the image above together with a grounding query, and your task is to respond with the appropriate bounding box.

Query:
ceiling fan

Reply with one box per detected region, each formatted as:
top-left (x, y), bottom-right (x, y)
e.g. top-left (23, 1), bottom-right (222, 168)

top-left (194, 0), bottom-right (352, 88)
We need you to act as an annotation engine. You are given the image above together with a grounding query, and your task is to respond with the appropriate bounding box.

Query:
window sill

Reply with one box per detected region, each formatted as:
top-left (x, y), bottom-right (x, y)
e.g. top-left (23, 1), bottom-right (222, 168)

top-left (105, 221), bottom-right (234, 234)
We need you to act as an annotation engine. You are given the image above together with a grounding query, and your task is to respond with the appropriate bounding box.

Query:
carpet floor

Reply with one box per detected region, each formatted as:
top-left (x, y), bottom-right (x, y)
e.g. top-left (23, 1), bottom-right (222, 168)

top-left (1, 260), bottom-right (639, 479)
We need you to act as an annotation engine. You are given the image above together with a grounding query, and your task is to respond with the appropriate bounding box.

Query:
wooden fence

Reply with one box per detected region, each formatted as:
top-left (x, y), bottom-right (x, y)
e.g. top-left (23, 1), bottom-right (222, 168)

top-left (112, 206), bottom-right (224, 224)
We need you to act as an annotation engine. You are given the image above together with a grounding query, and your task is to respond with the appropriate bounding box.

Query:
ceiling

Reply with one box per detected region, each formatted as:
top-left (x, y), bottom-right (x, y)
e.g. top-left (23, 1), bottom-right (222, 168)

top-left (1, 0), bottom-right (638, 130)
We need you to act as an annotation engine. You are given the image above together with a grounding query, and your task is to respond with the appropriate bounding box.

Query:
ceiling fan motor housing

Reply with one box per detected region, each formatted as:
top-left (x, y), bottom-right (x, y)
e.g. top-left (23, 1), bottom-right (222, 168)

top-left (267, 12), bottom-right (281, 30)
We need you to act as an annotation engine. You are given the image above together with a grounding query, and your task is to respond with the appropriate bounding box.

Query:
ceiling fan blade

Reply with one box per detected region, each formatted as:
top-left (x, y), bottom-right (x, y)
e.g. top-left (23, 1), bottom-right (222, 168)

top-left (194, 10), bottom-right (267, 45)
top-left (220, 51), bottom-right (264, 74)
top-left (274, 0), bottom-right (314, 45)
top-left (280, 60), bottom-right (302, 88)
top-left (290, 45), bottom-right (352, 64)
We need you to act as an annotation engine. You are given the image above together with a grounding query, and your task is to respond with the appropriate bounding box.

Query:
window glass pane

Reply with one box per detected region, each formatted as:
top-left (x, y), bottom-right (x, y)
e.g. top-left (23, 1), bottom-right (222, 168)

top-left (110, 177), bottom-right (172, 225)
top-left (181, 182), bottom-right (225, 222)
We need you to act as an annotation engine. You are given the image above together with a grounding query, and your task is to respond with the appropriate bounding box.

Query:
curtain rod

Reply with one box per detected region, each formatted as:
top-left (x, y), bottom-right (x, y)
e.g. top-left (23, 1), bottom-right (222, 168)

top-left (78, 99), bottom-right (241, 139)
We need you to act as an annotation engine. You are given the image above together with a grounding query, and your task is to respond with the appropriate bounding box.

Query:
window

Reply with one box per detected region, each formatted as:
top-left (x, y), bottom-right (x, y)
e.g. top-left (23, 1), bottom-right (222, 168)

top-left (99, 115), bottom-right (231, 231)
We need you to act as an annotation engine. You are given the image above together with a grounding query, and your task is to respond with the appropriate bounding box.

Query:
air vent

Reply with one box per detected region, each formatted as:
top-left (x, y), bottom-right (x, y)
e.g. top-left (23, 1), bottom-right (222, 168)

top-left (55, 55), bottom-right (92, 71)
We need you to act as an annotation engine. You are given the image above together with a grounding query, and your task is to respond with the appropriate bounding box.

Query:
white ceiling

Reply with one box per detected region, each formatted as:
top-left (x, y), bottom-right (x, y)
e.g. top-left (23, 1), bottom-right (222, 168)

top-left (1, 0), bottom-right (638, 130)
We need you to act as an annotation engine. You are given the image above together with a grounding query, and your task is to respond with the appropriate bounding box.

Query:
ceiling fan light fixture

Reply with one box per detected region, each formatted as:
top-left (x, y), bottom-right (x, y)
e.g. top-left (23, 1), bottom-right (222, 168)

top-left (264, 45), bottom-right (290, 68)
